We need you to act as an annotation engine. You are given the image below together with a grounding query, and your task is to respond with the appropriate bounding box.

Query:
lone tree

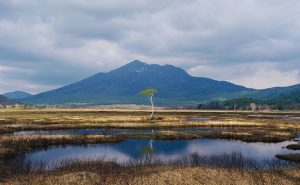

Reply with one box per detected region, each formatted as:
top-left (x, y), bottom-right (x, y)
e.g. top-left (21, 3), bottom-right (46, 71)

top-left (250, 103), bottom-right (257, 112)
top-left (140, 88), bottom-right (157, 119)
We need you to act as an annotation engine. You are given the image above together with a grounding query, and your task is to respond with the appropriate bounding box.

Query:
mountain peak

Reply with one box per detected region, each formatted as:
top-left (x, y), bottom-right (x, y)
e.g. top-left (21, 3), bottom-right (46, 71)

top-left (113, 60), bottom-right (148, 73)
top-left (110, 60), bottom-right (191, 78)
top-left (129, 60), bottom-right (147, 65)
top-left (123, 60), bottom-right (147, 68)
top-left (3, 91), bottom-right (33, 100)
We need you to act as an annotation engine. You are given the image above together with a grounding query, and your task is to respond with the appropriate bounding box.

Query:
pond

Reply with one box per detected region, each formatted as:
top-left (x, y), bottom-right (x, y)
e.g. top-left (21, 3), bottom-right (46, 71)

top-left (13, 127), bottom-right (218, 136)
top-left (247, 114), bottom-right (290, 118)
top-left (10, 137), bottom-right (299, 171)
top-left (186, 117), bottom-right (211, 121)
top-left (289, 117), bottom-right (300, 120)
top-left (247, 114), bottom-right (300, 120)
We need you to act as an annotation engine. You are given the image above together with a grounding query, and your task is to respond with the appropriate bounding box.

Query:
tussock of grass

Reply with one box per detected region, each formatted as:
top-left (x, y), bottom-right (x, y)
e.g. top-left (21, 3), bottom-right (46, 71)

top-left (202, 130), bottom-right (297, 143)
top-left (276, 154), bottom-right (300, 162)
top-left (0, 147), bottom-right (15, 158)
top-left (286, 144), bottom-right (300, 150)
top-left (120, 129), bottom-right (296, 142)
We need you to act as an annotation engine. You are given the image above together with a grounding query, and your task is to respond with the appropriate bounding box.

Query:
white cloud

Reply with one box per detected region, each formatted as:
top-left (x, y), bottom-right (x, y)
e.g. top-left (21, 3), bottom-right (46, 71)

top-left (189, 62), bottom-right (300, 89)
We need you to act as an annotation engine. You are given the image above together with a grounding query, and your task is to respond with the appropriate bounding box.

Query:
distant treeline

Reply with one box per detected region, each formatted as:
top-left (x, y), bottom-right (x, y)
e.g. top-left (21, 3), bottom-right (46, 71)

top-left (197, 91), bottom-right (300, 110)
top-left (198, 88), bottom-right (300, 110)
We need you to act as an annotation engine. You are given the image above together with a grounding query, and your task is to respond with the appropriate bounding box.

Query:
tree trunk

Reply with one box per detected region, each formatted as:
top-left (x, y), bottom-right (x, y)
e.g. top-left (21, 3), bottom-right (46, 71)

top-left (149, 94), bottom-right (154, 120)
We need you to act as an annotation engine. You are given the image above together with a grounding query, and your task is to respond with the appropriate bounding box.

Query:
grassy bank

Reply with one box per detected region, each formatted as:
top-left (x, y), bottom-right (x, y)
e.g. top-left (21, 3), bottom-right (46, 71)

top-left (0, 110), bottom-right (299, 133)
top-left (120, 129), bottom-right (297, 142)
top-left (2, 160), bottom-right (300, 185)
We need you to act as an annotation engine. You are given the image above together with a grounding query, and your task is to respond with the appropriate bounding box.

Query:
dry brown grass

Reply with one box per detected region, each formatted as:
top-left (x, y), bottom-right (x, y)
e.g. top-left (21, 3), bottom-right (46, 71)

top-left (1, 109), bottom-right (299, 131)
top-left (1, 109), bottom-right (300, 184)
top-left (2, 162), bottom-right (300, 185)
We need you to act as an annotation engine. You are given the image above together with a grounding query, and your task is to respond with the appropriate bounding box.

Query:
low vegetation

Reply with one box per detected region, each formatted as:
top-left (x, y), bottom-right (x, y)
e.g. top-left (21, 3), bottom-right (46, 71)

top-left (2, 160), bottom-right (300, 185)
top-left (0, 110), bottom-right (299, 132)
top-left (0, 109), bottom-right (299, 184)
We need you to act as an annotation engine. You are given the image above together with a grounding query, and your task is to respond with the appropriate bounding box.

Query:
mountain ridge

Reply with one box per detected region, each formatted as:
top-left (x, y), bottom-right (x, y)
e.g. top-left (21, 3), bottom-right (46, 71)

top-left (21, 60), bottom-right (249, 105)
top-left (0, 95), bottom-right (17, 105)
top-left (3, 91), bottom-right (33, 100)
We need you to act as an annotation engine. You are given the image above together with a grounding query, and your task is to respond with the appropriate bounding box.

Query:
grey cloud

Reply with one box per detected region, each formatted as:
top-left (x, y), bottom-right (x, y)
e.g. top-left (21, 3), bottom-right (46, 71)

top-left (0, 0), bottom-right (300, 93)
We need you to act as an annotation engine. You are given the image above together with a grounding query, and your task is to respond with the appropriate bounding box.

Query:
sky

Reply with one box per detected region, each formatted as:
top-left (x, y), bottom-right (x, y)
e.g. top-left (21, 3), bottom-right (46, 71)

top-left (1, 0), bottom-right (300, 94)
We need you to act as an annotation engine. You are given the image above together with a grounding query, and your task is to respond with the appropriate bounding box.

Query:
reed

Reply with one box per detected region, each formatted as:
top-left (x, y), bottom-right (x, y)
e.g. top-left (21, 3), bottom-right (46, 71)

top-left (2, 156), bottom-right (300, 185)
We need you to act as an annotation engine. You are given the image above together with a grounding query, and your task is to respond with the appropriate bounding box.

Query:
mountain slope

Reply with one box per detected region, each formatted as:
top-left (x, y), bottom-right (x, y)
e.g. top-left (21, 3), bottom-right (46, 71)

top-left (198, 85), bottom-right (300, 110)
top-left (22, 60), bottom-right (249, 105)
top-left (0, 95), bottom-right (17, 105)
top-left (3, 91), bottom-right (33, 100)
top-left (217, 84), bottom-right (300, 101)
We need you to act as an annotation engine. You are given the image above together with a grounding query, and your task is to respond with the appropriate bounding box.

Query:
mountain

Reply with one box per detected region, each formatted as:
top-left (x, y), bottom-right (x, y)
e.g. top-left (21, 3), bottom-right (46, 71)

top-left (233, 84), bottom-right (300, 100)
top-left (0, 95), bottom-right (17, 105)
top-left (213, 83), bottom-right (300, 101)
top-left (197, 83), bottom-right (300, 110)
top-left (3, 91), bottom-right (33, 100)
top-left (278, 87), bottom-right (300, 100)
top-left (21, 60), bottom-right (249, 105)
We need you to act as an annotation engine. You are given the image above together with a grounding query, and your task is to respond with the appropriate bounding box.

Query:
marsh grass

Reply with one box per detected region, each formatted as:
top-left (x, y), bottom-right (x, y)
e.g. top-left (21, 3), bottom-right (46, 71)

top-left (127, 152), bottom-right (295, 170)
top-left (203, 130), bottom-right (297, 143)
top-left (1, 110), bottom-right (299, 132)
top-left (5, 152), bottom-right (296, 174)
top-left (1, 110), bottom-right (300, 184)
top-left (2, 153), bottom-right (300, 185)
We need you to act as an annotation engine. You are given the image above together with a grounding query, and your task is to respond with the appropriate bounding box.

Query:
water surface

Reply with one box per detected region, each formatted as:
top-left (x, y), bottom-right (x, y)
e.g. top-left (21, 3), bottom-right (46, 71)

top-left (16, 138), bottom-right (298, 170)
top-left (289, 117), bottom-right (300, 120)
top-left (248, 114), bottom-right (290, 118)
top-left (187, 118), bottom-right (211, 121)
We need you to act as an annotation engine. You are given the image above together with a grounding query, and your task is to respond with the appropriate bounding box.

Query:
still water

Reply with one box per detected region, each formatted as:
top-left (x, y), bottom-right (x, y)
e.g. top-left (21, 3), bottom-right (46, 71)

top-left (20, 138), bottom-right (298, 169)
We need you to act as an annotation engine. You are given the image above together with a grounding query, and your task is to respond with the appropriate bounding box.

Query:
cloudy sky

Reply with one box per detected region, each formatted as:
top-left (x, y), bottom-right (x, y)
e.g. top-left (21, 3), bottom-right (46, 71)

top-left (1, 0), bottom-right (300, 94)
